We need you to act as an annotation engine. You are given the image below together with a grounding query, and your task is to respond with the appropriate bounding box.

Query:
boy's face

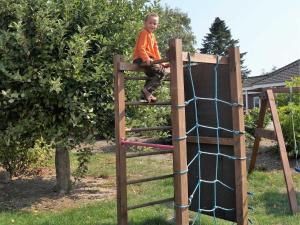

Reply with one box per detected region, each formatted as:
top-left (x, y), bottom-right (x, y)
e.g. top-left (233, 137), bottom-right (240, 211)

top-left (144, 16), bottom-right (159, 33)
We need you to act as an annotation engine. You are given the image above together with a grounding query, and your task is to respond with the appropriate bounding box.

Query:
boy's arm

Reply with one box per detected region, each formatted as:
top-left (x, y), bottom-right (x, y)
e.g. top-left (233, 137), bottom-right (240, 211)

top-left (137, 31), bottom-right (151, 63)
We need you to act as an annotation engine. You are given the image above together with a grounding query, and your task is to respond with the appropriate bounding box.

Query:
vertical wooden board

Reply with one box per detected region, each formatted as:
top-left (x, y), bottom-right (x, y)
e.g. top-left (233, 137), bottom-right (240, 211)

top-left (267, 90), bottom-right (298, 214)
top-left (184, 62), bottom-right (237, 222)
top-left (169, 39), bottom-right (189, 225)
top-left (114, 55), bottom-right (128, 225)
top-left (229, 47), bottom-right (248, 225)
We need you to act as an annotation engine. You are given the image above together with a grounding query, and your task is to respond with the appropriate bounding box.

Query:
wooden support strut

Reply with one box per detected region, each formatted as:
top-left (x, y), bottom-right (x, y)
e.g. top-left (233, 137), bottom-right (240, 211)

top-left (248, 89), bottom-right (298, 214)
top-left (170, 39), bottom-right (189, 225)
top-left (114, 55), bottom-right (128, 225)
top-left (229, 47), bottom-right (248, 225)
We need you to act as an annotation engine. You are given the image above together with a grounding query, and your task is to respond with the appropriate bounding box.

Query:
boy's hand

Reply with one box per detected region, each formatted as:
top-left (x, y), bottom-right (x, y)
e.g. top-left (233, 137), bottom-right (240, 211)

top-left (146, 58), bottom-right (153, 65)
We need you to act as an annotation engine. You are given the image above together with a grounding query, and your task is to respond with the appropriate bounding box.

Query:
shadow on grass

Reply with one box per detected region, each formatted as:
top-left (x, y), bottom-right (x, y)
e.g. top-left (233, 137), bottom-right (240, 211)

top-left (260, 191), bottom-right (299, 216)
top-left (0, 177), bottom-right (57, 212)
top-left (101, 217), bottom-right (172, 225)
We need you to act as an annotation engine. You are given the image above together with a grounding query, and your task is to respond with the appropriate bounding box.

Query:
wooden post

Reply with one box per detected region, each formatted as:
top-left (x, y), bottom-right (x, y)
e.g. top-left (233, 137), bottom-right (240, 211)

top-left (114, 55), bottom-right (128, 225)
top-left (169, 39), bottom-right (189, 225)
top-left (248, 98), bottom-right (268, 173)
top-left (229, 47), bottom-right (248, 225)
top-left (266, 89), bottom-right (298, 214)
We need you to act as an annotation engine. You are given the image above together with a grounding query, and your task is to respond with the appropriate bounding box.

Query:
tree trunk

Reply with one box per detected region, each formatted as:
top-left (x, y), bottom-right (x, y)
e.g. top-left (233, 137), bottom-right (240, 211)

top-left (55, 147), bottom-right (71, 195)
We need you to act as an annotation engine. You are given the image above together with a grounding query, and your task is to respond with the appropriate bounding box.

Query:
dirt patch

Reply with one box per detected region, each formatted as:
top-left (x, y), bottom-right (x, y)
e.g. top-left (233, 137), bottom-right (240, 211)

top-left (246, 138), bottom-right (299, 174)
top-left (0, 167), bottom-right (115, 212)
top-left (0, 140), bottom-right (119, 212)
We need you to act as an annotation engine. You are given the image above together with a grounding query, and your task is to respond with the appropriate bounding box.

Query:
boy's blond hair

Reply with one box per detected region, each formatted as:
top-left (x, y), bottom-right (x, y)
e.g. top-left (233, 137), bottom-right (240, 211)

top-left (144, 12), bottom-right (159, 22)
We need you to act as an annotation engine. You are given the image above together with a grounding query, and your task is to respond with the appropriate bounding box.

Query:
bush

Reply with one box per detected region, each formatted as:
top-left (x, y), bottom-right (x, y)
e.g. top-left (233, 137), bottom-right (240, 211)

top-left (278, 103), bottom-right (300, 156)
top-left (0, 134), bottom-right (53, 176)
top-left (244, 108), bottom-right (271, 140)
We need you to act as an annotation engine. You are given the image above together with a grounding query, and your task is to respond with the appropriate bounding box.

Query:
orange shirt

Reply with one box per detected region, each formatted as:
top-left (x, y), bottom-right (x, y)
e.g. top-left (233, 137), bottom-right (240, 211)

top-left (133, 28), bottom-right (161, 62)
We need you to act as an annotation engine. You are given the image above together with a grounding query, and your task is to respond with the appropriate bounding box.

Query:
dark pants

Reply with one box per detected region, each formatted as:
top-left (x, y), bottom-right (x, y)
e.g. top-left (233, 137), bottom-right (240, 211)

top-left (133, 58), bottom-right (167, 94)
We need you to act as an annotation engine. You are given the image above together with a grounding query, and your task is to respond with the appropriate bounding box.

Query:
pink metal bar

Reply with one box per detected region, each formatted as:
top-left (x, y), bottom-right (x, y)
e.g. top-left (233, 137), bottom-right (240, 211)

top-left (121, 140), bottom-right (174, 150)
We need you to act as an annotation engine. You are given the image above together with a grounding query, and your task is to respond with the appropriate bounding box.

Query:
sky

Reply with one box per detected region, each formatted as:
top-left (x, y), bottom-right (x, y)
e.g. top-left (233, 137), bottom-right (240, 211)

top-left (160, 0), bottom-right (300, 77)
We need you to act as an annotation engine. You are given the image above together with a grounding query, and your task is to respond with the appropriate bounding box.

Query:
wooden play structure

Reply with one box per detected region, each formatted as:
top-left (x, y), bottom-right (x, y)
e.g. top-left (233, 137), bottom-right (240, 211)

top-left (114, 39), bottom-right (248, 225)
top-left (248, 87), bottom-right (299, 214)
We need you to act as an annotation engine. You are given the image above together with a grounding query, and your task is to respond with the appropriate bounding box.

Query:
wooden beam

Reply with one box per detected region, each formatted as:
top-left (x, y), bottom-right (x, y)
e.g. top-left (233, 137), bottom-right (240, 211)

top-left (252, 87), bottom-right (300, 94)
top-left (127, 174), bottom-right (173, 185)
top-left (170, 39), bottom-right (189, 225)
top-left (125, 101), bottom-right (171, 106)
top-left (229, 47), bottom-right (248, 225)
top-left (182, 52), bottom-right (229, 64)
top-left (119, 62), bottom-right (145, 72)
top-left (254, 128), bottom-right (276, 140)
top-left (248, 98), bottom-right (268, 173)
top-left (126, 150), bottom-right (173, 158)
top-left (119, 58), bottom-right (169, 71)
top-left (125, 126), bottom-right (172, 132)
top-left (187, 136), bottom-right (235, 146)
top-left (114, 55), bottom-right (128, 225)
top-left (266, 89), bottom-right (298, 214)
top-left (125, 76), bottom-right (170, 81)
top-left (128, 198), bottom-right (174, 210)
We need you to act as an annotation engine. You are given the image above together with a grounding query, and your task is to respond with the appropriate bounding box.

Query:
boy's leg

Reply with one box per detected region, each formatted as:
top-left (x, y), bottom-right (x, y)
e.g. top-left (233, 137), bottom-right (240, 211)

top-left (144, 64), bottom-right (166, 94)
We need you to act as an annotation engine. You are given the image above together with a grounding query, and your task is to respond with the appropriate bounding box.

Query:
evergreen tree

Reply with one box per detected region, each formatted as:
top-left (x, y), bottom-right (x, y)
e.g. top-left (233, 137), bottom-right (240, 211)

top-left (200, 17), bottom-right (251, 78)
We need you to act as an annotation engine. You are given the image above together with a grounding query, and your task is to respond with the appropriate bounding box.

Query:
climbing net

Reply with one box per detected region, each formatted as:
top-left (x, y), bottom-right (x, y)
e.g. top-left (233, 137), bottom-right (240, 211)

top-left (179, 53), bottom-right (248, 224)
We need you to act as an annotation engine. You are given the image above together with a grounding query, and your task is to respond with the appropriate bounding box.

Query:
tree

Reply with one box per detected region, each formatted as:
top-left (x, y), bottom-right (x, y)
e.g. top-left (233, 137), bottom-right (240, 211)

top-left (0, 0), bottom-right (150, 194)
top-left (0, 0), bottom-right (196, 194)
top-left (155, 6), bottom-right (196, 53)
top-left (200, 17), bottom-right (251, 78)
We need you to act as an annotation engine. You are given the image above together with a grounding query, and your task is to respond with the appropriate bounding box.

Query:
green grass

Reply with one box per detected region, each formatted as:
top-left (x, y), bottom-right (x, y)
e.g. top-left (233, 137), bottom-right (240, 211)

top-left (1, 150), bottom-right (300, 225)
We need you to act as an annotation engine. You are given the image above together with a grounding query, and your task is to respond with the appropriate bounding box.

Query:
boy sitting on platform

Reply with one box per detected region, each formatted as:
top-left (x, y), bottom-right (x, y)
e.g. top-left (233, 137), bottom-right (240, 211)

top-left (133, 12), bottom-right (167, 103)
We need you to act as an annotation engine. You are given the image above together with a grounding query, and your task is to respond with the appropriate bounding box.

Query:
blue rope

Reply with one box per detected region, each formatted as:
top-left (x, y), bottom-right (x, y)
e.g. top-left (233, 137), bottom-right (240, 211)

top-left (181, 53), bottom-right (251, 224)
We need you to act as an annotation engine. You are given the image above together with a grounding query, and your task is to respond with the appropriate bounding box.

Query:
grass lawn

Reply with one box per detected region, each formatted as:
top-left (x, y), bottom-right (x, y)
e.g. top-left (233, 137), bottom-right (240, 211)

top-left (0, 147), bottom-right (299, 225)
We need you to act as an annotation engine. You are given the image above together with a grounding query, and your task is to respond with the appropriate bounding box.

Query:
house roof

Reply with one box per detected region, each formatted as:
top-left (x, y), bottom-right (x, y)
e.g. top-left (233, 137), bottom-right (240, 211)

top-left (243, 59), bottom-right (300, 89)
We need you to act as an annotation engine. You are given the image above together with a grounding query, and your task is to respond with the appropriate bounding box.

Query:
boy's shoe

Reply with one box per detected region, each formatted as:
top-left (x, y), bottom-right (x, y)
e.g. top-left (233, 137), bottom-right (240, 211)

top-left (141, 88), bottom-right (157, 103)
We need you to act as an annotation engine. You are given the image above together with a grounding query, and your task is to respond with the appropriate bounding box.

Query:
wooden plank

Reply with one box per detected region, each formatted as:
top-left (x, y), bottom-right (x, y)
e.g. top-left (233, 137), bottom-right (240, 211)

top-left (119, 58), bottom-right (169, 71)
top-left (269, 87), bottom-right (300, 93)
top-left (182, 52), bottom-right (229, 64)
top-left (125, 101), bottom-right (171, 106)
top-left (266, 89), bottom-right (298, 214)
top-left (126, 150), bottom-right (173, 158)
top-left (252, 86), bottom-right (300, 94)
top-left (125, 126), bottom-right (172, 132)
top-left (127, 174), bottom-right (173, 185)
top-left (125, 76), bottom-right (170, 81)
top-left (229, 47), bottom-right (248, 225)
top-left (128, 198), bottom-right (174, 210)
top-left (169, 39), bottom-right (189, 225)
top-left (248, 98), bottom-right (268, 173)
top-left (119, 62), bottom-right (145, 72)
top-left (187, 136), bottom-right (235, 146)
top-left (254, 128), bottom-right (276, 140)
top-left (114, 55), bottom-right (128, 225)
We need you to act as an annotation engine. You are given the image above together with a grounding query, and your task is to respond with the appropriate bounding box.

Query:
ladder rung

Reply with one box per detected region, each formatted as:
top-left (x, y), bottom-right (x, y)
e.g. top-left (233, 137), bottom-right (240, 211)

top-left (127, 174), bottom-right (173, 185)
top-left (125, 77), bottom-right (170, 81)
top-left (128, 197), bottom-right (174, 210)
top-left (126, 150), bottom-right (173, 158)
top-left (121, 140), bottom-right (174, 150)
top-left (126, 126), bottom-right (172, 132)
top-left (125, 101), bottom-right (171, 106)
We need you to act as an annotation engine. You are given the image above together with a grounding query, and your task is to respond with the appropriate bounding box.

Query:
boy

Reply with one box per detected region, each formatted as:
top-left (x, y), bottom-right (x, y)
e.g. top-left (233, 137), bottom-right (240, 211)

top-left (133, 12), bottom-right (167, 103)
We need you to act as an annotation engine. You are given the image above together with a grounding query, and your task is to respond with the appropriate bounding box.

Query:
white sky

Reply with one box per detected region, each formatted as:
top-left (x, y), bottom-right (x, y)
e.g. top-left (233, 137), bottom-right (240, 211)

top-left (160, 0), bottom-right (300, 76)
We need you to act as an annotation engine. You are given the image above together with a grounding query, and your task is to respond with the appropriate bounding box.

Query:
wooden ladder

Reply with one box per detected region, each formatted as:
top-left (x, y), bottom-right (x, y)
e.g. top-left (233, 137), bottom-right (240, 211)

top-left (114, 39), bottom-right (189, 225)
